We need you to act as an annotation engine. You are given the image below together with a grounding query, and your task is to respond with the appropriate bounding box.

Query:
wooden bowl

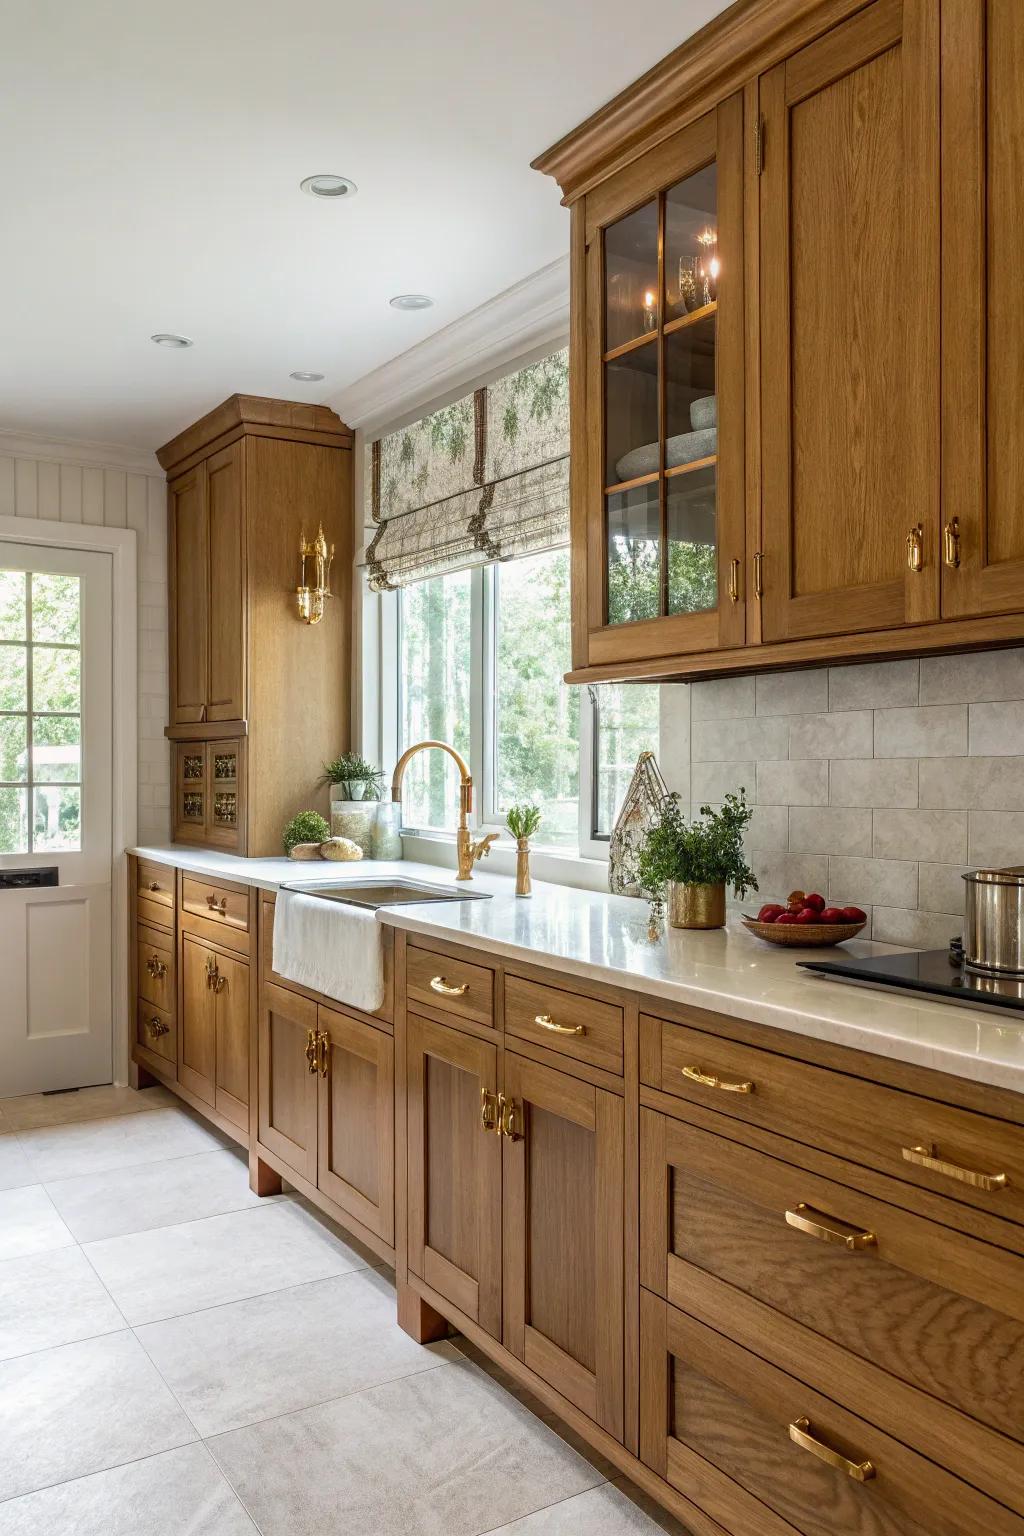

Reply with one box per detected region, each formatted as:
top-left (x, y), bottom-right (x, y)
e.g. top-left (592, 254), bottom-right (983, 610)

top-left (741, 915), bottom-right (866, 947)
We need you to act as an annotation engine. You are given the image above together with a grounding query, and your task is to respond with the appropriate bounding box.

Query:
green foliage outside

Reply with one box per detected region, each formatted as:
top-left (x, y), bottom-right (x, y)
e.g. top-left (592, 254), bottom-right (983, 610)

top-left (607, 537), bottom-right (717, 626)
top-left (637, 792), bottom-right (758, 920)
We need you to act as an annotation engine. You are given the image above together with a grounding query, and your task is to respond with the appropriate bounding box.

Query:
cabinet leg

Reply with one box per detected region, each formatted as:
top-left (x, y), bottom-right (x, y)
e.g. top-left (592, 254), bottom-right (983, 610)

top-left (129, 1061), bottom-right (158, 1090)
top-left (249, 1152), bottom-right (283, 1197)
top-left (397, 1281), bottom-right (450, 1344)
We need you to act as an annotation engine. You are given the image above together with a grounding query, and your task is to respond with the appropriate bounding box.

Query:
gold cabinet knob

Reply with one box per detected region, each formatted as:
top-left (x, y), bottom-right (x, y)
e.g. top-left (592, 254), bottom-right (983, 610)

top-left (145, 1015), bottom-right (169, 1039)
top-left (145, 955), bottom-right (167, 980)
top-left (148, 881), bottom-right (160, 892)
top-left (206, 893), bottom-right (228, 915)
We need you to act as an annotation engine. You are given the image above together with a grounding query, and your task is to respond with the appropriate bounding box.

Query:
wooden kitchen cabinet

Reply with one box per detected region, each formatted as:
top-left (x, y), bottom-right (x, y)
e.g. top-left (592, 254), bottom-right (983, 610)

top-left (179, 934), bottom-right (218, 1108)
top-left (168, 462), bottom-right (209, 725)
top-left (179, 932), bottom-right (250, 1131)
top-left (502, 1052), bottom-right (624, 1439)
top-left (318, 1003), bottom-right (395, 1247)
top-left (406, 1012), bottom-right (502, 1338)
top-left (257, 980), bottom-right (319, 1184)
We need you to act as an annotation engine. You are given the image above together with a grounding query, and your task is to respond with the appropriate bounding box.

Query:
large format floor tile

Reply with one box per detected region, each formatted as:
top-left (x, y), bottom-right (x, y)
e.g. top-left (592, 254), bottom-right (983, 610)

top-left (45, 1147), bottom-right (277, 1243)
top-left (486, 1483), bottom-right (685, 1533)
top-left (0, 1443), bottom-right (256, 1535)
top-left (0, 1137), bottom-right (36, 1195)
top-left (85, 1200), bottom-right (372, 1325)
top-left (0, 1330), bottom-right (197, 1502)
top-left (138, 1266), bottom-right (459, 1436)
top-left (16, 1107), bottom-right (229, 1183)
top-left (209, 1359), bottom-right (604, 1536)
top-left (0, 1185), bottom-right (73, 1261)
top-left (0, 1246), bottom-right (124, 1361)
top-left (0, 1084), bottom-right (174, 1133)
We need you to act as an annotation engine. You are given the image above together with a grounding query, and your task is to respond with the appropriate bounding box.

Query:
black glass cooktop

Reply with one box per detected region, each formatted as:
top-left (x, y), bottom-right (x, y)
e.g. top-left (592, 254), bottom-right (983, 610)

top-left (800, 946), bottom-right (1024, 1014)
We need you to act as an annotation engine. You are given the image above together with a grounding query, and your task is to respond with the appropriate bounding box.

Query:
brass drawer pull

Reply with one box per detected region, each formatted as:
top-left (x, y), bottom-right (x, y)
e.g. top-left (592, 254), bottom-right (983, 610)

top-left (906, 523), bottom-right (924, 572)
top-left (204, 955), bottom-right (226, 994)
top-left (304, 1027), bottom-right (319, 1074)
top-left (206, 893), bottom-right (228, 915)
top-left (789, 1417), bottom-right (874, 1481)
top-left (943, 516), bottom-right (961, 569)
top-left (535, 1013), bottom-right (584, 1037)
top-left (430, 975), bottom-right (469, 998)
top-left (316, 1029), bottom-right (329, 1079)
top-left (902, 1143), bottom-right (1008, 1192)
top-left (481, 1087), bottom-right (500, 1134)
top-left (785, 1204), bottom-right (877, 1252)
top-left (145, 955), bottom-right (168, 980)
top-left (500, 1095), bottom-right (523, 1142)
top-left (145, 1015), bottom-right (169, 1039)
top-left (753, 550), bottom-right (764, 599)
top-left (728, 558), bottom-right (740, 604)
top-left (148, 881), bottom-right (161, 893)
top-left (682, 1064), bottom-right (754, 1094)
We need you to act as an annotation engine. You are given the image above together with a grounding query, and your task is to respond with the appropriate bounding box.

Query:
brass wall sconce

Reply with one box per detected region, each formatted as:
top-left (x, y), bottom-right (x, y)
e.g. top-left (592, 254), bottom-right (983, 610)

top-left (296, 523), bottom-right (334, 625)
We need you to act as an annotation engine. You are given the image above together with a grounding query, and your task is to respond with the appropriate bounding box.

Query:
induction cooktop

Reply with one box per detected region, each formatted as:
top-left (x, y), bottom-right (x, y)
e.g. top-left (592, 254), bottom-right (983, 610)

top-left (800, 941), bottom-right (1024, 1015)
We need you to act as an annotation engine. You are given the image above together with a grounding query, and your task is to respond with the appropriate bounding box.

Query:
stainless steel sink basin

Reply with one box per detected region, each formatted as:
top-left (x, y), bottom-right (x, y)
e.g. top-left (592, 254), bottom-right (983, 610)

top-left (282, 878), bottom-right (492, 910)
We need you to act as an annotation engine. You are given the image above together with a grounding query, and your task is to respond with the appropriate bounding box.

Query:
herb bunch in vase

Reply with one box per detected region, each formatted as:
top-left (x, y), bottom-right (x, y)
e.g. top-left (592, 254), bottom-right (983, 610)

top-left (505, 804), bottom-right (541, 897)
top-left (637, 792), bottom-right (757, 931)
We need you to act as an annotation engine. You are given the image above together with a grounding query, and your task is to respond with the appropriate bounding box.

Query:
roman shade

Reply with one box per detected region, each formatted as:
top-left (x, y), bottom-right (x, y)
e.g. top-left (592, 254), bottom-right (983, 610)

top-left (365, 349), bottom-right (569, 591)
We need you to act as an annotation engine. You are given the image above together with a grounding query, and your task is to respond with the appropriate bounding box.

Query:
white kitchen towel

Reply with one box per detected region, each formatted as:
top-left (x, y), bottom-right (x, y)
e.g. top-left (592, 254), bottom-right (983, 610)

top-left (272, 890), bottom-right (385, 1014)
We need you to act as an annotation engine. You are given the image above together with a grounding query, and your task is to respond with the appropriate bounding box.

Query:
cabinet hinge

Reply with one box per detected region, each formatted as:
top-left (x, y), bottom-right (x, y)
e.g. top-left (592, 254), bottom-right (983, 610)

top-left (754, 116), bottom-right (765, 176)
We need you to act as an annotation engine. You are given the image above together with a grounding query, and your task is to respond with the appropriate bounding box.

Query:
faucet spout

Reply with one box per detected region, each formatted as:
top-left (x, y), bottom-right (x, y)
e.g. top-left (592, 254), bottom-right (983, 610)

top-left (391, 740), bottom-right (479, 879)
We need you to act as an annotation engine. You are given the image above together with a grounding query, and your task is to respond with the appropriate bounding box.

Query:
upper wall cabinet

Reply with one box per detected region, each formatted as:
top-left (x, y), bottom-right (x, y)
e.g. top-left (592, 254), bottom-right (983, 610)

top-left (169, 442), bottom-right (244, 726)
top-left (537, 0), bottom-right (1024, 682)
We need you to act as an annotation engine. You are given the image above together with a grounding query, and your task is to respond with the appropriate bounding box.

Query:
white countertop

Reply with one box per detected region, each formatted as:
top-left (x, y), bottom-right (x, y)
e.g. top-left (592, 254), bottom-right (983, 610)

top-left (132, 845), bottom-right (1024, 1095)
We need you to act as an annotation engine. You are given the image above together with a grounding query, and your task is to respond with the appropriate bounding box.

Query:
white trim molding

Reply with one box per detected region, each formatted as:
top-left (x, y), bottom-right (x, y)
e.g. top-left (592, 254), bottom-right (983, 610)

top-left (331, 257), bottom-right (570, 436)
top-left (0, 427), bottom-right (161, 478)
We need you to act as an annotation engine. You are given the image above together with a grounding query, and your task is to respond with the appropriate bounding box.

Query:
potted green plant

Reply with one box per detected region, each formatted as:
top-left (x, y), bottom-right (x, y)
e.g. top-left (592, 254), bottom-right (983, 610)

top-left (320, 753), bottom-right (385, 802)
top-left (505, 803), bottom-right (541, 896)
top-left (636, 792), bottom-right (757, 930)
top-left (283, 809), bottom-right (330, 858)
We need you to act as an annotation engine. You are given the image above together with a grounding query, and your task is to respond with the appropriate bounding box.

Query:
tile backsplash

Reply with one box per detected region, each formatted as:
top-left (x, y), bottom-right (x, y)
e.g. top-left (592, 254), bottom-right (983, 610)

top-left (660, 648), bottom-right (1024, 948)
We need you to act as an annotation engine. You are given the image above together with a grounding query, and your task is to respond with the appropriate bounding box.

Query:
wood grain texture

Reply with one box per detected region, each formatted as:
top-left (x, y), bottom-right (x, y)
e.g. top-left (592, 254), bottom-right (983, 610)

top-left (156, 393), bottom-right (352, 472)
top-left (214, 948), bottom-right (250, 1132)
top-left (178, 934), bottom-right (217, 1107)
top-left (204, 442), bottom-right (245, 722)
top-left (406, 941), bottom-right (495, 1028)
top-left (168, 462), bottom-right (208, 725)
top-left (256, 979), bottom-right (318, 1184)
top-left (504, 972), bottom-right (623, 1075)
top-left (317, 1003), bottom-right (395, 1246)
top-left (137, 924), bottom-right (175, 1015)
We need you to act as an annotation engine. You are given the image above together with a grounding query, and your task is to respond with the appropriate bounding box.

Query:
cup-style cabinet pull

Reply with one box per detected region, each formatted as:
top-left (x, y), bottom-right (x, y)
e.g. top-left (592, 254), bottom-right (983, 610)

top-left (902, 1143), bottom-right (1007, 1192)
top-left (535, 1013), bottom-right (584, 1037)
top-left (304, 1027), bottom-right (319, 1075)
top-left (145, 955), bottom-right (168, 980)
top-left (145, 1015), bottom-right (169, 1039)
top-left (788, 1417), bottom-right (875, 1482)
top-left (430, 975), bottom-right (469, 998)
top-left (785, 1203), bottom-right (877, 1252)
top-left (206, 893), bottom-right (228, 915)
top-left (681, 1064), bottom-right (754, 1095)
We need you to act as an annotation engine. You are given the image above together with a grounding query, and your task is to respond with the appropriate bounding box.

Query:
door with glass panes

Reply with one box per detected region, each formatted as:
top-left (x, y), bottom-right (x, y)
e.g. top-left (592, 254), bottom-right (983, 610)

top-left (583, 95), bottom-right (745, 670)
top-left (0, 543), bottom-right (113, 1094)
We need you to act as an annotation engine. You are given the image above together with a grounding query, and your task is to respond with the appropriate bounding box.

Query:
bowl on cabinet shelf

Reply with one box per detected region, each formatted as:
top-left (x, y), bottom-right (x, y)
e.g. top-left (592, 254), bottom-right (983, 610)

top-left (614, 426), bottom-right (717, 482)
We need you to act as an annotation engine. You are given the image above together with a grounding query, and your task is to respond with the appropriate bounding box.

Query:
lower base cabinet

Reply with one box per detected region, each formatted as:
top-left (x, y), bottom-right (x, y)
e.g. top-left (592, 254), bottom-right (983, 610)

top-left (257, 981), bottom-right (395, 1248)
top-left (179, 933), bottom-right (249, 1131)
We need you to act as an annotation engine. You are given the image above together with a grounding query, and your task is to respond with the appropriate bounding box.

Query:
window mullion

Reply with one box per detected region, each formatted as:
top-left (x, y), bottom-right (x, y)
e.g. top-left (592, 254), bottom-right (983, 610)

top-left (469, 566), bottom-right (486, 830)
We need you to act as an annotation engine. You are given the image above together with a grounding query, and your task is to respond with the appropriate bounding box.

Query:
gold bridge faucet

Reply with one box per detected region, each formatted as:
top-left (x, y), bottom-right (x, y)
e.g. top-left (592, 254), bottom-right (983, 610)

top-left (390, 740), bottom-right (499, 881)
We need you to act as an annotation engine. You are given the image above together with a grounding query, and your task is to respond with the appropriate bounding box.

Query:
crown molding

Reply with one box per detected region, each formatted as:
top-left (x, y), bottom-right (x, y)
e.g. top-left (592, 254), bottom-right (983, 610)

top-left (329, 257), bottom-right (570, 437)
top-left (0, 426), bottom-right (162, 477)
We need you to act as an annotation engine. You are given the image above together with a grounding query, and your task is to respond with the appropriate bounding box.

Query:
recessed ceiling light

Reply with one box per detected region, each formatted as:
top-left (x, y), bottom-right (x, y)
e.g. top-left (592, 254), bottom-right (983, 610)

top-left (389, 293), bottom-right (434, 311)
top-left (289, 371), bottom-right (325, 382)
top-left (150, 333), bottom-right (193, 348)
top-left (300, 174), bottom-right (357, 199)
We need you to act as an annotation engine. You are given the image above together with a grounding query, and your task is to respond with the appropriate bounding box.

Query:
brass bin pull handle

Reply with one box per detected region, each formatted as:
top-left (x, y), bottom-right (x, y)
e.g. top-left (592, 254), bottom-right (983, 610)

top-left (206, 893), bottom-right (228, 915)
top-left (304, 1027), bottom-right (318, 1074)
top-left (788, 1417), bottom-right (875, 1482)
top-left (480, 1087), bottom-right (500, 1134)
top-left (785, 1204), bottom-right (877, 1252)
top-left (145, 1015), bottom-right (169, 1039)
top-left (535, 1013), bottom-right (585, 1037)
top-left (682, 1064), bottom-right (754, 1095)
top-left (902, 1143), bottom-right (1007, 1192)
top-left (430, 975), bottom-right (469, 998)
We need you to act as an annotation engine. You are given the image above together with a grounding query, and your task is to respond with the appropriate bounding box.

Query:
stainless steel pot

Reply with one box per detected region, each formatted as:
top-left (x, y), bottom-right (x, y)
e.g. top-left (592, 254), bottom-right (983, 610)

top-left (962, 866), bottom-right (1024, 975)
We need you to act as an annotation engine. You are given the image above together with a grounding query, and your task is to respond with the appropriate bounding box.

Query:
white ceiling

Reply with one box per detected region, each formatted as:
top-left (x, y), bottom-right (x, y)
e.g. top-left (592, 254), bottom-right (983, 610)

top-left (0, 0), bottom-right (727, 451)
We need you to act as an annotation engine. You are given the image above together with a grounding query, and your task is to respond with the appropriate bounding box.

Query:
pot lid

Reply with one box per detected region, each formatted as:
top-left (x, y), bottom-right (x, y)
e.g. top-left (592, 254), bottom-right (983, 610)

top-left (963, 866), bottom-right (1024, 885)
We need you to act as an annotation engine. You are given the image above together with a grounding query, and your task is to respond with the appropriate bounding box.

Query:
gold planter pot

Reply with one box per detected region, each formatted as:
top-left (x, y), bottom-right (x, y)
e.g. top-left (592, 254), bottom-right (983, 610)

top-left (668, 881), bottom-right (726, 929)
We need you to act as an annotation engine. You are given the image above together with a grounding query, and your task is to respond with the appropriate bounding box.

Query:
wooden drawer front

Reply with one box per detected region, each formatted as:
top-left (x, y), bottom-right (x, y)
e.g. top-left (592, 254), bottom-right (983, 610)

top-left (648, 1013), bottom-right (1024, 1234)
top-left (406, 942), bottom-right (494, 1028)
top-left (641, 1293), bottom-right (1022, 1536)
top-left (641, 1113), bottom-right (1024, 1490)
top-left (137, 926), bottom-right (175, 1014)
top-left (137, 860), bottom-right (174, 912)
top-left (181, 875), bottom-right (249, 934)
top-left (136, 998), bottom-right (175, 1065)
top-left (505, 974), bottom-right (623, 1075)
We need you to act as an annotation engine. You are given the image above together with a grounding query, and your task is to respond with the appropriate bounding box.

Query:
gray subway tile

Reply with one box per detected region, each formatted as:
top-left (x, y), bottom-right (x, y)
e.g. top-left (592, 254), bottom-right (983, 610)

top-left (871, 908), bottom-right (964, 949)
top-left (828, 659), bottom-right (919, 711)
top-left (873, 706), bottom-right (967, 759)
top-left (755, 760), bottom-right (829, 807)
top-left (789, 807), bottom-right (872, 857)
top-left (690, 761), bottom-right (755, 806)
top-left (968, 701), bottom-right (1024, 757)
top-left (829, 759), bottom-right (919, 809)
top-left (690, 676), bottom-right (754, 721)
top-left (754, 670), bottom-right (828, 716)
top-left (968, 811), bottom-right (1024, 867)
top-left (749, 852), bottom-right (829, 906)
top-left (918, 863), bottom-right (968, 915)
top-left (873, 809), bottom-right (968, 863)
top-left (828, 856), bottom-right (918, 910)
top-left (745, 806), bottom-right (790, 852)
top-left (919, 757), bottom-right (1024, 811)
top-left (789, 711), bottom-right (873, 760)
top-left (691, 716), bottom-right (789, 764)
top-left (920, 648), bottom-right (1024, 704)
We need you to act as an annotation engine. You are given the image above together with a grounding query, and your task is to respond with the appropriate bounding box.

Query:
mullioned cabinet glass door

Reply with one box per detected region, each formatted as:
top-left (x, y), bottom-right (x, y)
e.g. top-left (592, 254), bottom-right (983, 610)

top-left (583, 95), bottom-right (745, 668)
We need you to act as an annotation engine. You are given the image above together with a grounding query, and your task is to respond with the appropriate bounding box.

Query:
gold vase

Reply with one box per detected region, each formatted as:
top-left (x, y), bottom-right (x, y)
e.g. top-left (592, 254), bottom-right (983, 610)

top-left (668, 881), bottom-right (726, 929)
top-left (515, 837), bottom-right (532, 897)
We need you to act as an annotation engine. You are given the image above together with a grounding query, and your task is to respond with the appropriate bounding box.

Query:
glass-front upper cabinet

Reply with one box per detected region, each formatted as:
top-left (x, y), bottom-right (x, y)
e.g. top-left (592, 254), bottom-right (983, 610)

top-left (581, 95), bottom-right (745, 672)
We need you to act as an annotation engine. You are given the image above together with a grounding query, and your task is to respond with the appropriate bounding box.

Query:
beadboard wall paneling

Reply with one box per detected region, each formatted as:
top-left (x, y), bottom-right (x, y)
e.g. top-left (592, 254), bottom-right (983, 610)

top-left (671, 649), bottom-right (1024, 948)
top-left (0, 451), bottom-right (169, 843)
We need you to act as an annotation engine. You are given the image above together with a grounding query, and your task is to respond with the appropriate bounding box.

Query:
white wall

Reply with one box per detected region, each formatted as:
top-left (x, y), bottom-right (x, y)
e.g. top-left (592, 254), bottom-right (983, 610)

top-left (0, 439), bottom-right (169, 843)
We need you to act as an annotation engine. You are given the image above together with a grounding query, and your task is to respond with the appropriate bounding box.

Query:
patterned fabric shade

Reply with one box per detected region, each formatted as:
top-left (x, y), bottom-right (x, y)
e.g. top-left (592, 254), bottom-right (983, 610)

top-left (365, 349), bottom-right (569, 592)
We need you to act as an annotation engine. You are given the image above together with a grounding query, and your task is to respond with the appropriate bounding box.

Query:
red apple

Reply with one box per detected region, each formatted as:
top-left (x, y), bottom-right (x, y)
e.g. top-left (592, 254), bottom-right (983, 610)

top-left (794, 908), bottom-right (819, 924)
top-left (775, 911), bottom-right (799, 924)
top-left (819, 907), bottom-right (846, 924)
top-left (840, 905), bottom-right (867, 924)
top-left (804, 892), bottom-right (826, 913)
top-left (757, 903), bottom-right (785, 923)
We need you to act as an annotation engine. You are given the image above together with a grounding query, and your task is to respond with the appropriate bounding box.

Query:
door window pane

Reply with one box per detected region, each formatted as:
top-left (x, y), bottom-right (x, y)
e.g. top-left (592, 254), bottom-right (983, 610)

top-left (592, 683), bottom-right (661, 838)
top-left (31, 573), bottom-right (81, 644)
top-left (33, 647), bottom-right (80, 713)
top-left (0, 788), bottom-right (28, 854)
top-left (33, 786), bottom-right (80, 851)
top-left (0, 646), bottom-right (27, 711)
top-left (32, 715), bottom-right (80, 783)
top-left (493, 550), bottom-right (579, 849)
top-left (0, 717), bottom-right (28, 782)
top-left (0, 572), bottom-right (26, 641)
top-left (398, 570), bottom-right (472, 830)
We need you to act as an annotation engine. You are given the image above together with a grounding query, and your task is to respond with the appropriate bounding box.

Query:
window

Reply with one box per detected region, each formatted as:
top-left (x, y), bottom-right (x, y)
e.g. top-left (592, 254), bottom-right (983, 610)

top-left (0, 569), bottom-right (82, 854)
top-left (383, 549), bottom-right (660, 859)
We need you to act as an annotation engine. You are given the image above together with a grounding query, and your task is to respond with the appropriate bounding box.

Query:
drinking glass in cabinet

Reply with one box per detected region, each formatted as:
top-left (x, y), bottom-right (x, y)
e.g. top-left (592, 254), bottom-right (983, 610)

top-left (665, 165), bottom-right (718, 320)
top-left (604, 200), bottom-right (659, 353)
top-left (607, 482), bottom-right (661, 625)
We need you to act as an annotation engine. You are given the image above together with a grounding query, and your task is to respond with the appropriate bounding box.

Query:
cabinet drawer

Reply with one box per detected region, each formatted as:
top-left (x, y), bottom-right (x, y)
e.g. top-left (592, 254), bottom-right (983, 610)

top-left (406, 942), bottom-right (494, 1028)
top-left (136, 997), bottom-right (175, 1066)
top-left (645, 1013), bottom-right (1024, 1235)
top-left (641, 1112), bottom-right (1024, 1501)
top-left (137, 925), bottom-right (175, 1014)
top-left (137, 860), bottom-right (174, 925)
top-left (641, 1292), bottom-right (1022, 1536)
top-left (181, 875), bottom-right (249, 932)
top-left (505, 974), bottom-right (623, 1075)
